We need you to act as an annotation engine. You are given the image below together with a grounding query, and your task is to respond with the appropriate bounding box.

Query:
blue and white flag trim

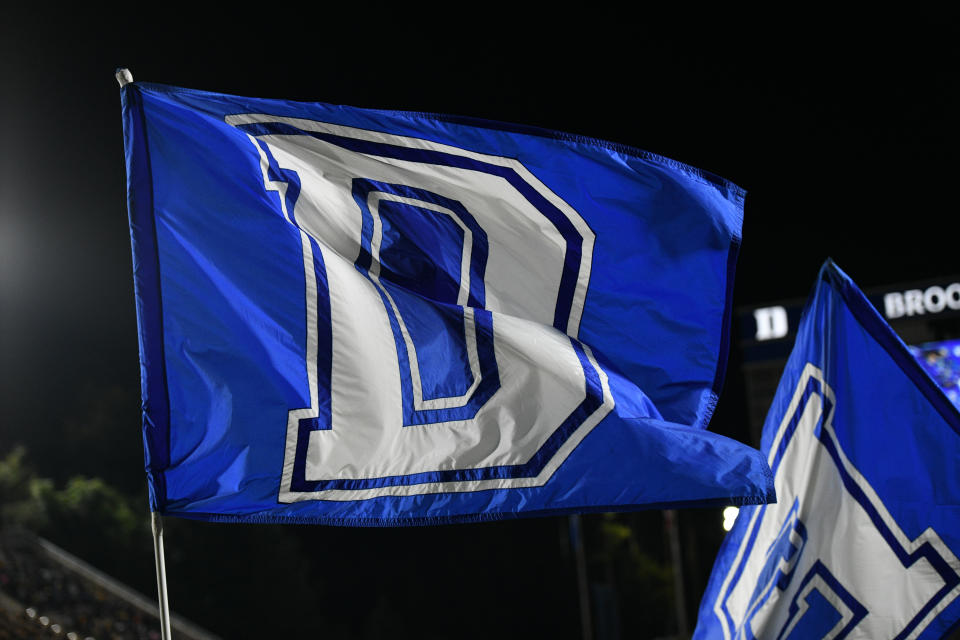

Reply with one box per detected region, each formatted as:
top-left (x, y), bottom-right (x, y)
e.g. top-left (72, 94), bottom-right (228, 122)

top-left (121, 81), bottom-right (773, 525)
top-left (694, 261), bottom-right (960, 639)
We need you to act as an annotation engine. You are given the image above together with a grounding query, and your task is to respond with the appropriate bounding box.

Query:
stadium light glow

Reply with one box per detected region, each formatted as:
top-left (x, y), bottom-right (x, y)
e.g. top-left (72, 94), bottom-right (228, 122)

top-left (722, 506), bottom-right (739, 531)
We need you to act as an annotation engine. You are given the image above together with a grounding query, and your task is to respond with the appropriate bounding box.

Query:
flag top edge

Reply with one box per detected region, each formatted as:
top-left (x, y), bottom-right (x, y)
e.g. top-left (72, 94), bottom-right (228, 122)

top-left (129, 81), bottom-right (747, 205)
top-left (818, 259), bottom-right (960, 432)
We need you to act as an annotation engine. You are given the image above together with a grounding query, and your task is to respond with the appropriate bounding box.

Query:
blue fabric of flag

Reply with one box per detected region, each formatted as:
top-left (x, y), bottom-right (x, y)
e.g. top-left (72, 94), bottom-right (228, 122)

top-left (694, 261), bottom-right (960, 639)
top-left (121, 81), bottom-right (773, 525)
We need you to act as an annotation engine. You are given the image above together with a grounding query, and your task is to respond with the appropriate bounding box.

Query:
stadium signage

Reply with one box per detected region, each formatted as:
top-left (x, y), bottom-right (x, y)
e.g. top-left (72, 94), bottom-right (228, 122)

top-left (883, 283), bottom-right (960, 319)
top-left (740, 279), bottom-right (960, 349)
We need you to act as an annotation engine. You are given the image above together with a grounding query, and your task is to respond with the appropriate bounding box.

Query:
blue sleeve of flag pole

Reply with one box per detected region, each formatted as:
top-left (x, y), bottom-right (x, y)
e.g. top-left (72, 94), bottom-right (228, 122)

top-left (121, 81), bottom-right (772, 525)
top-left (694, 261), bottom-right (960, 639)
top-left (121, 83), bottom-right (168, 512)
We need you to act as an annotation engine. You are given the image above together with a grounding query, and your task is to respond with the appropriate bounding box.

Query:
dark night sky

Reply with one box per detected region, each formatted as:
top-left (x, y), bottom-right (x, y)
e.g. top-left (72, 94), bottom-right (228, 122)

top-left (1, 10), bottom-right (957, 638)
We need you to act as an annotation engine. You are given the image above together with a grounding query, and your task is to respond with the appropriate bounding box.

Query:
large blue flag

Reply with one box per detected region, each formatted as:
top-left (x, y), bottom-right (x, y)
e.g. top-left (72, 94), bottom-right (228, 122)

top-left (121, 80), bottom-right (773, 525)
top-left (694, 261), bottom-right (960, 639)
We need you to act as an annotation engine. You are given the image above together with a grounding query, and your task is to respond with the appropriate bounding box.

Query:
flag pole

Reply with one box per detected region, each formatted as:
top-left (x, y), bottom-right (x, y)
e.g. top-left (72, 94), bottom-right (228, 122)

top-left (151, 511), bottom-right (173, 640)
top-left (116, 67), bottom-right (133, 88)
top-left (118, 66), bottom-right (169, 639)
top-left (664, 509), bottom-right (689, 638)
top-left (568, 514), bottom-right (593, 640)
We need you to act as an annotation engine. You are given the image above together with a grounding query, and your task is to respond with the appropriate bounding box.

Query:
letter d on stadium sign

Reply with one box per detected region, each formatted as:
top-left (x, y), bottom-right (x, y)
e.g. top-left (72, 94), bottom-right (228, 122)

top-left (753, 306), bottom-right (789, 341)
top-left (226, 114), bottom-right (614, 502)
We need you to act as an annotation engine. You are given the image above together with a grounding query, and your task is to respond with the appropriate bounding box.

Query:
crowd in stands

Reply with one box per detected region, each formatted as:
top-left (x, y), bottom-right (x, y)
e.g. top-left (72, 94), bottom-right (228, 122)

top-left (0, 529), bottom-right (162, 640)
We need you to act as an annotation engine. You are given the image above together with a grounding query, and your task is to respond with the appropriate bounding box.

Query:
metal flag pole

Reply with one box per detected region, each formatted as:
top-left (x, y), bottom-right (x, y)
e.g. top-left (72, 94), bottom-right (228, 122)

top-left (116, 67), bottom-right (133, 88)
top-left (116, 66), bottom-right (170, 640)
top-left (151, 511), bottom-right (173, 640)
top-left (569, 514), bottom-right (594, 640)
top-left (664, 509), bottom-right (689, 638)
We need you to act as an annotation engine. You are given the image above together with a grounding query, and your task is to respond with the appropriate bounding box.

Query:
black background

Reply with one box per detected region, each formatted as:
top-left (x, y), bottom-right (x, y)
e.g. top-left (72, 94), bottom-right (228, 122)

top-left (1, 10), bottom-right (956, 639)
